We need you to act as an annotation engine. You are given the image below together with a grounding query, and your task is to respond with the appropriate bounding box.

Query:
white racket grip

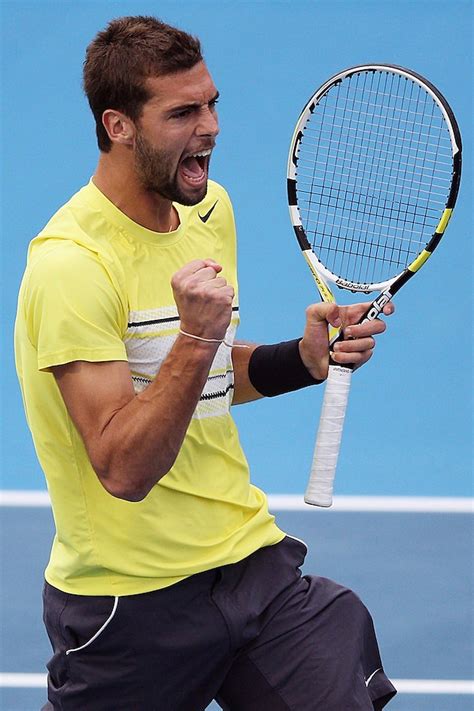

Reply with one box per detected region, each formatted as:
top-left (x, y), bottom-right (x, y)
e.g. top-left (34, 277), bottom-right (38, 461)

top-left (304, 364), bottom-right (353, 507)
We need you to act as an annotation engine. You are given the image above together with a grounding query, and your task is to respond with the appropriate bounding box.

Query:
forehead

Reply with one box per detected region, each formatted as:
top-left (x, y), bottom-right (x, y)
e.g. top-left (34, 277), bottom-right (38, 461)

top-left (144, 61), bottom-right (217, 109)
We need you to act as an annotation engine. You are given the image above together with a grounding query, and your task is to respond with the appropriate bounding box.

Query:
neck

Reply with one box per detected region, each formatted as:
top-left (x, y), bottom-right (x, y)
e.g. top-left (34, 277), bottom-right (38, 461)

top-left (93, 151), bottom-right (178, 233)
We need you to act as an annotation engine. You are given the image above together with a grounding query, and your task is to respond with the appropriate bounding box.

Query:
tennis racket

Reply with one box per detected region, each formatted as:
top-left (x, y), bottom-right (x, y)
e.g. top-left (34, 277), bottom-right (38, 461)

top-left (287, 64), bottom-right (462, 507)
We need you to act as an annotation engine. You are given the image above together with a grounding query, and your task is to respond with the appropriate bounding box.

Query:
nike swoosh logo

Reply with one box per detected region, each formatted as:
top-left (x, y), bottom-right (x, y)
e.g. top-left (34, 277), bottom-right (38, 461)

top-left (198, 200), bottom-right (219, 223)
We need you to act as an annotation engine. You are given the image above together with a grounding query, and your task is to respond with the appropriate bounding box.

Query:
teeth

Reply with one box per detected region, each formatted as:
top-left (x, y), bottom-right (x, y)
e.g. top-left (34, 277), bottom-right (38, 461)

top-left (189, 149), bottom-right (211, 158)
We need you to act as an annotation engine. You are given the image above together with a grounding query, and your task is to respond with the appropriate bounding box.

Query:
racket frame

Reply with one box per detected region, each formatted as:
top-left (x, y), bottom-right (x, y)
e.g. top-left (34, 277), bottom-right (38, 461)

top-left (287, 64), bottom-right (462, 506)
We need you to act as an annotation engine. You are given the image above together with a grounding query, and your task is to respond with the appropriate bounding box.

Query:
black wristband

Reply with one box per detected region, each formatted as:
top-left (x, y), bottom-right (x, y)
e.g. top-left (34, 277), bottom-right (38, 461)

top-left (248, 338), bottom-right (324, 397)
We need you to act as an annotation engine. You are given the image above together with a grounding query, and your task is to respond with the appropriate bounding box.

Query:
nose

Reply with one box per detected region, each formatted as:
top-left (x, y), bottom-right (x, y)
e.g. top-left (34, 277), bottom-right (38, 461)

top-left (196, 106), bottom-right (219, 138)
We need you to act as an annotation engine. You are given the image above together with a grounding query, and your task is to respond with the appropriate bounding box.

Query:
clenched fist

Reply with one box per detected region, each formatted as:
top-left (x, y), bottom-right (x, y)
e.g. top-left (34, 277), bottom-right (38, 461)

top-left (171, 259), bottom-right (234, 341)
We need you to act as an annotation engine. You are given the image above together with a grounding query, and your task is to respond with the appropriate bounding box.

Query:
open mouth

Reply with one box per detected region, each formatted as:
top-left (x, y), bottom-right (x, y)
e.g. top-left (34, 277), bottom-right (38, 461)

top-left (179, 149), bottom-right (212, 187)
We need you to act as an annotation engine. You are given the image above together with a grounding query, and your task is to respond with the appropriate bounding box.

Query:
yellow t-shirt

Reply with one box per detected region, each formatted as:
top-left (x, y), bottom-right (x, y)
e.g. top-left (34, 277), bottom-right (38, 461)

top-left (15, 179), bottom-right (284, 596)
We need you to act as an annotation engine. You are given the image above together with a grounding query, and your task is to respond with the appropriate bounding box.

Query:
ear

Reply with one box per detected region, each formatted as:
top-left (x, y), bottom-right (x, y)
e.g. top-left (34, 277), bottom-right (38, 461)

top-left (102, 110), bottom-right (135, 146)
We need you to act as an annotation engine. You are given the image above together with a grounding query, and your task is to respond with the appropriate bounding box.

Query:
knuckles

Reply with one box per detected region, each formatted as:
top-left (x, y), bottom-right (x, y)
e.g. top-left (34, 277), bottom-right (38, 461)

top-left (171, 266), bottom-right (234, 317)
top-left (305, 304), bottom-right (321, 319)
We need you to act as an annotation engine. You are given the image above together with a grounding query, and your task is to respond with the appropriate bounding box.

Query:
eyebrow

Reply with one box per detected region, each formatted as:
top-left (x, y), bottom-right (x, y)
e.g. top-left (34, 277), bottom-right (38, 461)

top-left (168, 91), bottom-right (220, 114)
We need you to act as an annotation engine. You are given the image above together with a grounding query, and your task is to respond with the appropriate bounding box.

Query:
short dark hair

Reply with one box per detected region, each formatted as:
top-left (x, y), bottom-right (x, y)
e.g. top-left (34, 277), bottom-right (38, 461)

top-left (83, 16), bottom-right (203, 152)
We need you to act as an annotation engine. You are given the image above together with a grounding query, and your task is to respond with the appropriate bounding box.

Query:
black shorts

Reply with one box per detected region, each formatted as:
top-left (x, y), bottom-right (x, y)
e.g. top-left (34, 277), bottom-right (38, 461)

top-left (42, 536), bottom-right (396, 710)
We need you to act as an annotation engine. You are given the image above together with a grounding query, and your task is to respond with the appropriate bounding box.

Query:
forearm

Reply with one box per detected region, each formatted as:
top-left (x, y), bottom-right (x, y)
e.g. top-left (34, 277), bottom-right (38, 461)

top-left (91, 336), bottom-right (218, 501)
top-left (232, 338), bottom-right (323, 404)
top-left (231, 341), bottom-right (262, 404)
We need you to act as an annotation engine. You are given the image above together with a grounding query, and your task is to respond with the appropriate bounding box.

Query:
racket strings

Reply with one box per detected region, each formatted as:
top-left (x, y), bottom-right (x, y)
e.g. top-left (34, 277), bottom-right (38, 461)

top-left (296, 70), bottom-right (453, 286)
top-left (350, 72), bottom-right (425, 277)
top-left (306, 84), bottom-right (447, 282)
top-left (313, 71), bottom-right (347, 273)
top-left (308, 96), bottom-right (449, 139)
top-left (298, 136), bottom-right (452, 188)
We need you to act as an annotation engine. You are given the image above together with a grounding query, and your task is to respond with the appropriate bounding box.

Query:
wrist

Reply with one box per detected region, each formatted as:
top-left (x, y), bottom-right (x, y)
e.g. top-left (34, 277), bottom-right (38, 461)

top-left (248, 338), bottom-right (324, 398)
top-left (298, 338), bottom-right (327, 381)
top-left (175, 331), bottom-right (220, 355)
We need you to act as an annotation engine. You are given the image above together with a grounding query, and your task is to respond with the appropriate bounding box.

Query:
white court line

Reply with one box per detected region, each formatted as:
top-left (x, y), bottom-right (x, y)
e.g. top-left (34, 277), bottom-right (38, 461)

top-left (393, 679), bottom-right (474, 694)
top-left (0, 489), bottom-right (51, 506)
top-left (1, 490), bottom-right (473, 512)
top-left (0, 674), bottom-right (473, 694)
top-left (1, 674), bottom-right (46, 688)
top-left (268, 495), bottom-right (474, 513)
top-left (0, 491), bottom-right (51, 506)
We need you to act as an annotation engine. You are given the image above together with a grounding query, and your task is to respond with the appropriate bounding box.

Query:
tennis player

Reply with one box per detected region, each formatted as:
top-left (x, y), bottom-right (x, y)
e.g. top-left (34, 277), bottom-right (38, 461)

top-left (15, 16), bottom-right (396, 710)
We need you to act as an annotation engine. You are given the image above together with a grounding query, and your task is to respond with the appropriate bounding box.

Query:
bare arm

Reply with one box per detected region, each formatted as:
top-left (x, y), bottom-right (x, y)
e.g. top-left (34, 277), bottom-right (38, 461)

top-left (231, 341), bottom-right (262, 405)
top-left (53, 259), bottom-right (234, 502)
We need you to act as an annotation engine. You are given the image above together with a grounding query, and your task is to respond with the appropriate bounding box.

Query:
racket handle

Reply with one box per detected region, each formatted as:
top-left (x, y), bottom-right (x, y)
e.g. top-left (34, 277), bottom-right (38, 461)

top-left (304, 364), bottom-right (352, 507)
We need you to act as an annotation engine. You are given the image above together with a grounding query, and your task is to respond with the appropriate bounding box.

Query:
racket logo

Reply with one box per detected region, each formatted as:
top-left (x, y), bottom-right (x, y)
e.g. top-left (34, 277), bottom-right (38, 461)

top-left (362, 291), bottom-right (393, 323)
top-left (335, 278), bottom-right (372, 292)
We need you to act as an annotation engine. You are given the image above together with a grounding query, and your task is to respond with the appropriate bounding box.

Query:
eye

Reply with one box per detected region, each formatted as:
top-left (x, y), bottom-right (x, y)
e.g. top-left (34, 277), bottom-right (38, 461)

top-left (171, 108), bottom-right (193, 120)
top-left (209, 98), bottom-right (219, 110)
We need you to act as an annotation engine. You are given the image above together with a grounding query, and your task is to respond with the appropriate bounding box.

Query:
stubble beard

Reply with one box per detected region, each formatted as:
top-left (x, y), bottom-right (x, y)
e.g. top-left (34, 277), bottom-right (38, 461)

top-left (134, 131), bottom-right (208, 206)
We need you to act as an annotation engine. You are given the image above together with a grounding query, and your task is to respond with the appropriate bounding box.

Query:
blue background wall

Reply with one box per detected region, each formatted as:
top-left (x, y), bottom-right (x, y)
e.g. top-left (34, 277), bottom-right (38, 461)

top-left (1, 0), bottom-right (472, 496)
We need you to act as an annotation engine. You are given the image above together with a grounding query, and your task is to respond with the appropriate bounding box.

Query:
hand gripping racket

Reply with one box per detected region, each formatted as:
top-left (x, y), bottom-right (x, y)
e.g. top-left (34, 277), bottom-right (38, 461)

top-left (287, 64), bottom-right (462, 507)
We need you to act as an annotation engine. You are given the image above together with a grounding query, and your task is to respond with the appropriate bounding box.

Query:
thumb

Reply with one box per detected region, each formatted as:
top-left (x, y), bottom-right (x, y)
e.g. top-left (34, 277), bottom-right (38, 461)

top-left (300, 303), bottom-right (342, 381)
top-left (306, 302), bottom-right (342, 329)
top-left (202, 259), bottom-right (222, 273)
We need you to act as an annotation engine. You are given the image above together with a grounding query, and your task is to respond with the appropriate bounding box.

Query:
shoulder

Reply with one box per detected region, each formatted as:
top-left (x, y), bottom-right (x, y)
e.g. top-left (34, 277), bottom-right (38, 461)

top-left (197, 181), bottom-right (236, 230)
top-left (199, 180), bottom-right (232, 212)
top-left (35, 184), bottom-right (92, 239)
top-left (205, 180), bottom-right (234, 213)
top-left (27, 238), bottom-right (104, 284)
top-left (20, 236), bottom-right (127, 347)
top-left (207, 180), bottom-right (232, 202)
top-left (31, 182), bottom-right (123, 261)
top-left (26, 183), bottom-right (127, 299)
top-left (23, 239), bottom-right (126, 322)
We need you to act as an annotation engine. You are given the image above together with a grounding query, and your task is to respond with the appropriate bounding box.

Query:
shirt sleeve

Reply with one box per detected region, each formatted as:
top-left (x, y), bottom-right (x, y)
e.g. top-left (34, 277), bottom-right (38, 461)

top-left (23, 241), bottom-right (128, 371)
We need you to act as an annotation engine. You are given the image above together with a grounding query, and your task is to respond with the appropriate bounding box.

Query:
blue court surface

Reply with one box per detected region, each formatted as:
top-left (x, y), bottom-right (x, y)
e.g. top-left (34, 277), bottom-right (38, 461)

top-left (1, 498), bottom-right (472, 710)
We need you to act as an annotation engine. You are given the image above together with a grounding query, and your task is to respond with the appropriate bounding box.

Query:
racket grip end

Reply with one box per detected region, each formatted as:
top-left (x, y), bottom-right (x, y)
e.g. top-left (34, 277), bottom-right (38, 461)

top-left (304, 494), bottom-right (333, 508)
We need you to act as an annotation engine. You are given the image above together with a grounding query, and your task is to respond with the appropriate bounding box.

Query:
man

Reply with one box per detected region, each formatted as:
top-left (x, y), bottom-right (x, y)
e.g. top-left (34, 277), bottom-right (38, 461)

top-left (15, 15), bottom-right (396, 710)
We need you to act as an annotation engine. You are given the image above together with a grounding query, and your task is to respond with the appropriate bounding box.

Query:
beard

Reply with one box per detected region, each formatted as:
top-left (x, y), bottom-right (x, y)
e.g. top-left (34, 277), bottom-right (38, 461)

top-left (133, 130), bottom-right (208, 206)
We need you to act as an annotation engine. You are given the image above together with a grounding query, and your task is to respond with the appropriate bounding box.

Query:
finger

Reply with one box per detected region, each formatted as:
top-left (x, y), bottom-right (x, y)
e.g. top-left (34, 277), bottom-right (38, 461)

top-left (199, 281), bottom-right (234, 299)
top-left (176, 259), bottom-right (223, 278)
top-left (223, 286), bottom-right (236, 303)
top-left (341, 301), bottom-right (373, 326)
top-left (208, 286), bottom-right (235, 305)
top-left (343, 299), bottom-right (395, 327)
top-left (333, 336), bottom-right (375, 353)
top-left (203, 277), bottom-right (229, 289)
top-left (202, 258), bottom-right (222, 272)
top-left (331, 348), bottom-right (374, 367)
top-left (188, 266), bottom-right (225, 284)
top-left (344, 318), bottom-right (386, 339)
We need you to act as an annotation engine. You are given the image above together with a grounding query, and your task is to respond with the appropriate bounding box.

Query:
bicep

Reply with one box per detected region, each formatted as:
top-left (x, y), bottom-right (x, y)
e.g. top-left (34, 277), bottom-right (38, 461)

top-left (53, 360), bottom-right (135, 454)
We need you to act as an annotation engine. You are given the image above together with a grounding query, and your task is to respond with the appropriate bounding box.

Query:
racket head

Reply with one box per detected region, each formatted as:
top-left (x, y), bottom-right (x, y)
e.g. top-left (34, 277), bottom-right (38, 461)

top-left (287, 64), bottom-right (462, 295)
